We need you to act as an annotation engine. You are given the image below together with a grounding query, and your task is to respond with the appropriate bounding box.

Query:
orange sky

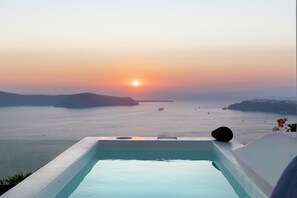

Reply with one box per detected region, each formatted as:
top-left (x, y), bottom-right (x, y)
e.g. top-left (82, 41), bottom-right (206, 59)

top-left (0, 47), bottom-right (295, 99)
top-left (0, 1), bottom-right (295, 99)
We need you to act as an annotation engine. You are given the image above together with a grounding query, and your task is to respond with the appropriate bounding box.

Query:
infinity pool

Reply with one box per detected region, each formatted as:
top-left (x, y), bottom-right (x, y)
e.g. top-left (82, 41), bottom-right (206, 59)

top-left (57, 150), bottom-right (248, 198)
top-left (3, 137), bottom-right (271, 198)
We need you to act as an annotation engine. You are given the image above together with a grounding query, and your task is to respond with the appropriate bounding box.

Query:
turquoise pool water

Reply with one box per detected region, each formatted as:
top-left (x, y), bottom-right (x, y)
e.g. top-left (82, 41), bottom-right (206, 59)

top-left (57, 151), bottom-right (249, 198)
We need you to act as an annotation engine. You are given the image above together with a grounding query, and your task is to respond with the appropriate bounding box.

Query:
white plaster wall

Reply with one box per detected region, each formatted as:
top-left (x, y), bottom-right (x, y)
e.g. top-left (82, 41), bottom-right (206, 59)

top-left (233, 133), bottom-right (297, 187)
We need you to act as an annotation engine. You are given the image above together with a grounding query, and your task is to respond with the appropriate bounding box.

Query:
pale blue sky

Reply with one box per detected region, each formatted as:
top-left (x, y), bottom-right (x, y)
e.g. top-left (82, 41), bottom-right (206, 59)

top-left (0, 0), bottom-right (295, 51)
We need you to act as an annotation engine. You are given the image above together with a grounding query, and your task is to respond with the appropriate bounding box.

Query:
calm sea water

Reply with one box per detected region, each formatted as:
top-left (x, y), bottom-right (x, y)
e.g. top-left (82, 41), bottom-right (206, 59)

top-left (0, 101), bottom-right (295, 143)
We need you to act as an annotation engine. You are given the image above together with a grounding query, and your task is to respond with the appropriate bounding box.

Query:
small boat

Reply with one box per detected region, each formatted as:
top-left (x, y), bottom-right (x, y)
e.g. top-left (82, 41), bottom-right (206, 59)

top-left (158, 107), bottom-right (165, 111)
top-left (222, 107), bottom-right (227, 110)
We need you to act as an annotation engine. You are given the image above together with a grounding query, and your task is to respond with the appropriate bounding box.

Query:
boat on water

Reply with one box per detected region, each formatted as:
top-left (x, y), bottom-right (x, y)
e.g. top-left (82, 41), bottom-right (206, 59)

top-left (158, 107), bottom-right (165, 111)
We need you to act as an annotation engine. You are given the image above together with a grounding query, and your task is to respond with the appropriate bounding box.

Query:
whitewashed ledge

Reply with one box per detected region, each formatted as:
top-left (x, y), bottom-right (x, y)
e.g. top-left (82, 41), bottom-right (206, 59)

top-left (2, 133), bottom-right (296, 198)
top-left (233, 133), bottom-right (297, 196)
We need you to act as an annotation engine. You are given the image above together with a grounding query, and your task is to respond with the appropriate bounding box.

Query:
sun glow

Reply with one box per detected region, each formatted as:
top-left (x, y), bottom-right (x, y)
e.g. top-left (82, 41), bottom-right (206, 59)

top-left (132, 80), bottom-right (140, 87)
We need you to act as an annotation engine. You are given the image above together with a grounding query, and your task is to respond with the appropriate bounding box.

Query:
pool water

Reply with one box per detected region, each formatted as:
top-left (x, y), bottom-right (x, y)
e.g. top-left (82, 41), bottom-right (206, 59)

top-left (57, 151), bottom-right (248, 198)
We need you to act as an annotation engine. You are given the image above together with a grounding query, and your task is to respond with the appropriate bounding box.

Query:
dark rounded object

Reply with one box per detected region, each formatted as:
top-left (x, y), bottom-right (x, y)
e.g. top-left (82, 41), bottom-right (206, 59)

top-left (211, 126), bottom-right (233, 142)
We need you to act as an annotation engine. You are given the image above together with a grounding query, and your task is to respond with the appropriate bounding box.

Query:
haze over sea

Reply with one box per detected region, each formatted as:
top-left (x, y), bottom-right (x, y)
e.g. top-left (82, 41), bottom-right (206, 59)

top-left (1, 100), bottom-right (296, 143)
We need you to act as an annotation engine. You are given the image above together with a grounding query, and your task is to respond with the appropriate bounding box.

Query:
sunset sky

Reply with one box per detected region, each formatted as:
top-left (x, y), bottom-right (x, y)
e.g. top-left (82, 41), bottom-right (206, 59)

top-left (0, 0), bottom-right (295, 100)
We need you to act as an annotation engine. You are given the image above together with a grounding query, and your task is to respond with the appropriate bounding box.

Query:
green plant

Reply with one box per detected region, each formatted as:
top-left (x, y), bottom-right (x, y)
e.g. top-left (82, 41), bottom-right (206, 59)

top-left (0, 172), bottom-right (32, 185)
top-left (287, 123), bottom-right (296, 132)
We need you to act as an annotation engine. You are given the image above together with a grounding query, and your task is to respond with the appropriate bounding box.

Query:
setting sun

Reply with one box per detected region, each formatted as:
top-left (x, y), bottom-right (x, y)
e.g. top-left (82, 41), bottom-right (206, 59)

top-left (132, 80), bottom-right (140, 87)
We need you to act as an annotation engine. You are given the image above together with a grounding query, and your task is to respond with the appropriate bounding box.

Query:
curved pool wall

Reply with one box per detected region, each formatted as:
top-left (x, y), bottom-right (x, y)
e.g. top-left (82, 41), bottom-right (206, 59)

top-left (233, 133), bottom-right (297, 188)
top-left (3, 134), bottom-right (295, 198)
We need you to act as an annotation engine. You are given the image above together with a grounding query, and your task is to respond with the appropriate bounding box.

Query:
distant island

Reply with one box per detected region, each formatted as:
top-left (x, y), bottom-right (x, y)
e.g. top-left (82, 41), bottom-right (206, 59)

top-left (0, 91), bottom-right (139, 108)
top-left (55, 93), bottom-right (139, 108)
top-left (137, 100), bottom-right (173, 102)
top-left (228, 99), bottom-right (296, 115)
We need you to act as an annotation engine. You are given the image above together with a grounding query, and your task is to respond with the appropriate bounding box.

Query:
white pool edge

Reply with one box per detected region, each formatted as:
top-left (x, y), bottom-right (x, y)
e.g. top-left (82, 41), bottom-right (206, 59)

top-left (2, 137), bottom-right (271, 198)
top-left (213, 141), bottom-right (270, 198)
top-left (2, 137), bottom-right (98, 198)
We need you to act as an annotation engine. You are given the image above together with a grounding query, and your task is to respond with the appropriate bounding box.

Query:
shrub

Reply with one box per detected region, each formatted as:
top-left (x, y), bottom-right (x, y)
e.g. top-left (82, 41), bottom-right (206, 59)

top-left (0, 172), bottom-right (32, 185)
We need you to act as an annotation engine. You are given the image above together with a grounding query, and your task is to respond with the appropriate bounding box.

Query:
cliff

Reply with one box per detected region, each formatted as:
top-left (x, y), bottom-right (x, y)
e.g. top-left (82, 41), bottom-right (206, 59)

top-left (54, 93), bottom-right (139, 108)
top-left (0, 91), bottom-right (139, 108)
top-left (228, 99), bottom-right (296, 115)
top-left (0, 91), bottom-right (68, 106)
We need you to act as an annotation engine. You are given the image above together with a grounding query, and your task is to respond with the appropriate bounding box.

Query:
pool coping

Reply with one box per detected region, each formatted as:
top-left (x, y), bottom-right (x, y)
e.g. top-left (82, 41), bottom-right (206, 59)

top-left (2, 137), bottom-right (269, 198)
top-left (213, 141), bottom-right (270, 198)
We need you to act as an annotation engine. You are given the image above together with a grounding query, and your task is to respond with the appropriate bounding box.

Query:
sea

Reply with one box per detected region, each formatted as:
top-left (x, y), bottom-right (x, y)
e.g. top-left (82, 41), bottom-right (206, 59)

top-left (0, 101), bottom-right (296, 178)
